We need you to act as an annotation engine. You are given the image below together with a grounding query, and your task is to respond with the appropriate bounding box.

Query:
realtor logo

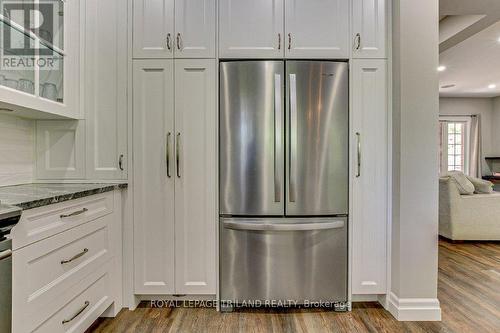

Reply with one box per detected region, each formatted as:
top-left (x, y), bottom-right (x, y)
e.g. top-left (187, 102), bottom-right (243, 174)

top-left (0, 0), bottom-right (62, 70)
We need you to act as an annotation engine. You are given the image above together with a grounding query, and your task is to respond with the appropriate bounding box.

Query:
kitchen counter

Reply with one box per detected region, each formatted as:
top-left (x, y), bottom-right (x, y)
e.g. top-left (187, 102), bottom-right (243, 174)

top-left (0, 183), bottom-right (128, 210)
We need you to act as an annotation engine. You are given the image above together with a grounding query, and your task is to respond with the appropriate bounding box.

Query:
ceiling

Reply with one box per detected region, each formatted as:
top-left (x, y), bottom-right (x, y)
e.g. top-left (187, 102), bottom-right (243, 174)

top-left (439, 0), bottom-right (500, 98)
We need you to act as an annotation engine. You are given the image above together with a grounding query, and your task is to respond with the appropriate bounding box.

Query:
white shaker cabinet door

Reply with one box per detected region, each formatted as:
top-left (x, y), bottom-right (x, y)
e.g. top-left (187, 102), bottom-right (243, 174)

top-left (351, 59), bottom-right (388, 295)
top-left (85, 0), bottom-right (128, 179)
top-left (285, 0), bottom-right (349, 58)
top-left (219, 0), bottom-right (284, 58)
top-left (133, 0), bottom-right (174, 58)
top-left (174, 0), bottom-right (216, 58)
top-left (352, 0), bottom-right (387, 58)
top-left (133, 60), bottom-right (175, 294)
top-left (174, 59), bottom-right (217, 294)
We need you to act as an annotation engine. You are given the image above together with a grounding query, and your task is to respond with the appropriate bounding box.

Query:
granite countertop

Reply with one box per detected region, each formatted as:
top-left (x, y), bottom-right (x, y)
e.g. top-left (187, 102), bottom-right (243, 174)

top-left (0, 183), bottom-right (128, 210)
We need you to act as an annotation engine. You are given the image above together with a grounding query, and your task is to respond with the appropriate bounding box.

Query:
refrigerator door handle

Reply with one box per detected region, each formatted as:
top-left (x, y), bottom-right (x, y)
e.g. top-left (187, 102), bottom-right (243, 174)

top-left (356, 132), bottom-right (361, 178)
top-left (274, 74), bottom-right (282, 202)
top-left (223, 220), bottom-right (345, 231)
top-left (289, 73), bottom-right (297, 203)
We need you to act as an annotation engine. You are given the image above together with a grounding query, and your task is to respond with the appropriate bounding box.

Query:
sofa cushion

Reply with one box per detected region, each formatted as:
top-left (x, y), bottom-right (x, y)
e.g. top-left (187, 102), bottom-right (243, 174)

top-left (466, 175), bottom-right (494, 194)
top-left (443, 171), bottom-right (475, 195)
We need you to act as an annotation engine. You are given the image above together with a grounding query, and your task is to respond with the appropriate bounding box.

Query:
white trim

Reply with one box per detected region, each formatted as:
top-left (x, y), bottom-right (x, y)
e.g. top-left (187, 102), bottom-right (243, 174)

top-left (351, 294), bottom-right (379, 302)
top-left (387, 292), bottom-right (441, 321)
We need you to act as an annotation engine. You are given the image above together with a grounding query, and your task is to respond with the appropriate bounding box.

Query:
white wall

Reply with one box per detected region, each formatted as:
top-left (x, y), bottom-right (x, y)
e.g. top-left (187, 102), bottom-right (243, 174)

top-left (493, 97), bottom-right (500, 156)
top-left (390, 0), bottom-right (441, 321)
top-left (0, 114), bottom-right (34, 186)
top-left (439, 97), bottom-right (494, 175)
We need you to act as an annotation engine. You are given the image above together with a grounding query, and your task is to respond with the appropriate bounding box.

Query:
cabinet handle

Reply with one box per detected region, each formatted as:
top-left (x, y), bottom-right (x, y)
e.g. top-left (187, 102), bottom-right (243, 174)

top-left (166, 33), bottom-right (172, 50)
top-left (62, 301), bottom-right (90, 324)
top-left (356, 132), bottom-right (361, 178)
top-left (288, 33), bottom-right (292, 50)
top-left (166, 132), bottom-right (171, 178)
top-left (278, 33), bottom-right (281, 50)
top-left (176, 33), bottom-right (181, 50)
top-left (176, 133), bottom-right (181, 178)
top-left (118, 154), bottom-right (124, 171)
top-left (355, 33), bottom-right (361, 50)
top-left (60, 248), bottom-right (89, 264)
top-left (60, 208), bottom-right (88, 219)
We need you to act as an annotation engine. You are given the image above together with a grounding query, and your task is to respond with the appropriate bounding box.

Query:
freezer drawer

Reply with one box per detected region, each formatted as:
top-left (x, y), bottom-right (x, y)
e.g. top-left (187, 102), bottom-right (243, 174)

top-left (220, 217), bottom-right (347, 304)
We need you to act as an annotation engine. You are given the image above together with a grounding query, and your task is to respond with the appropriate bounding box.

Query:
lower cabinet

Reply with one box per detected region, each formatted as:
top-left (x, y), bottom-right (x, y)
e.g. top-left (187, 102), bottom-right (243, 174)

top-left (133, 58), bottom-right (216, 295)
top-left (351, 59), bottom-right (388, 295)
top-left (11, 191), bottom-right (123, 333)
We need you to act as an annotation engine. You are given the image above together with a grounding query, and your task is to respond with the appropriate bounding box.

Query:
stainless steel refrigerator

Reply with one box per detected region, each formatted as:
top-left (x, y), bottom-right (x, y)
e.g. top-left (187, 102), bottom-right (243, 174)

top-left (219, 60), bottom-right (349, 309)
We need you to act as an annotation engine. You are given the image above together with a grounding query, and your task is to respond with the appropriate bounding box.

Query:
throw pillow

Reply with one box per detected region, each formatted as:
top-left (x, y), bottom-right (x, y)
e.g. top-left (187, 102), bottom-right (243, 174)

top-left (465, 175), bottom-right (494, 194)
top-left (443, 171), bottom-right (475, 195)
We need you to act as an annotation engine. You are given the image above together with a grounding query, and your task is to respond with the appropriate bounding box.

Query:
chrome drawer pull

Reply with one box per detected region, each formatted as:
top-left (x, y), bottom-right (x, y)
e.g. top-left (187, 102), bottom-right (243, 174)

top-left (60, 208), bottom-right (88, 219)
top-left (62, 301), bottom-right (90, 324)
top-left (61, 248), bottom-right (88, 264)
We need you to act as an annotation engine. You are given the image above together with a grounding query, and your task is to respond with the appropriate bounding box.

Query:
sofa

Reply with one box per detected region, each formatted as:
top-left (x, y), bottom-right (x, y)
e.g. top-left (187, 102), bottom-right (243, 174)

top-left (439, 176), bottom-right (500, 241)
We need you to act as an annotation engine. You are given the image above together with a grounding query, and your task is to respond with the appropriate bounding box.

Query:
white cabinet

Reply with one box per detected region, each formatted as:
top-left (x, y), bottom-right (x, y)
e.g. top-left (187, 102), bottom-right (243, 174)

top-left (36, 121), bottom-right (85, 180)
top-left (219, 0), bottom-right (284, 58)
top-left (133, 59), bottom-right (216, 295)
top-left (174, 0), bottom-right (216, 58)
top-left (133, 0), bottom-right (215, 58)
top-left (285, 0), bottom-right (349, 58)
top-left (352, 0), bottom-right (387, 58)
top-left (174, 59), bottom-right (216, 294)
top-left (85, 0), bottom-right (128, 180)
top-left (351, 59), bottom-right (388, 294)
top-left (133, 60), bottom-right (175, 294)
top-left (0, 0), bottom-right (80, 119)
top-left (133, 0), bottom-right (174, 58)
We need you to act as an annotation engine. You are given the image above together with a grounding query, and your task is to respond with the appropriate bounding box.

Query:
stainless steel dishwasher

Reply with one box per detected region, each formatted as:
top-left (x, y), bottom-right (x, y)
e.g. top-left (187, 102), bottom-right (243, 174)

top-left (0, 204), bottom-right (22, 333)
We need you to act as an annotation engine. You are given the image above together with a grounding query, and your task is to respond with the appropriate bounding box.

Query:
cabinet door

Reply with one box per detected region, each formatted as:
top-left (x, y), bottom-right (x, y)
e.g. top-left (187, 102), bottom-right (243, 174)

top-left (133, 0), bottom-right (174, 58)
top-left (285, 0), bottom-right (349, 58)
top-left (174, 0), bottom-right (216, 58)
top-left (85, 0), bottom-right (127, 179)
top-left (352, 0), bottom-right (386, 58)
top-left (219, 0), bottom-right (284, 58)
top-left (133, 60), bottom-right (175, 294)
top-left (351, 60), bottom-right (388, 294)
top-left (174, 59), bottom-right (216, 294)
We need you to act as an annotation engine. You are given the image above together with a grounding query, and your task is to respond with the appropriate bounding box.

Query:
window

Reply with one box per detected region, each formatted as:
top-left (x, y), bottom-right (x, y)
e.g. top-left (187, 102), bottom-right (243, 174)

top-left (439, 117), bottom-right (470, 175)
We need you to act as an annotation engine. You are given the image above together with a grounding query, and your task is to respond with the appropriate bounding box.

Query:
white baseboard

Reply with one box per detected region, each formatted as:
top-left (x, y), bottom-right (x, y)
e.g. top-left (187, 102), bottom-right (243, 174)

top-left (387, 292), bottom-right (441, 321)
top-left (351, 294), bottom-right (380, 302)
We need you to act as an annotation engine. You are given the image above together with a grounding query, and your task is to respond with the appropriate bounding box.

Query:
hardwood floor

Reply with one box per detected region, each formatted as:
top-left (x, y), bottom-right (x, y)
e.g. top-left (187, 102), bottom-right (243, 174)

top-left (89, 241), bottom-right (500, 333)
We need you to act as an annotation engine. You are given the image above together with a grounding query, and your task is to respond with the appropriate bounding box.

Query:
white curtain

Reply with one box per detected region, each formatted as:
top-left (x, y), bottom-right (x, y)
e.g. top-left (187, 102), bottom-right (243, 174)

top-left (469, 115), bottom-right (482, 178)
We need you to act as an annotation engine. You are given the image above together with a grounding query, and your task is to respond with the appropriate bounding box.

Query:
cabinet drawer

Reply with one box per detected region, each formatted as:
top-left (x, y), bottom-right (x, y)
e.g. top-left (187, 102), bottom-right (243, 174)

top-left (13, 216), bottom-right (111, 329)
top-left (32, 268), bottom-right (112, 333)
top-left (12, 192), bottom-right (114, 250)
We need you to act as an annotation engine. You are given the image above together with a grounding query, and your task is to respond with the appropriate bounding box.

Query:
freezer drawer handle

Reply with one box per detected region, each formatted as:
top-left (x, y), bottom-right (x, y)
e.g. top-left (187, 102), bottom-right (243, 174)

top-left (223, 220), bottom-right (344, 231)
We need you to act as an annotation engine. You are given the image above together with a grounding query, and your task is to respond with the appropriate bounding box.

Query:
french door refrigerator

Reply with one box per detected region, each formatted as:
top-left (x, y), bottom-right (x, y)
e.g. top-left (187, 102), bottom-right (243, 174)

top-left (219, 60), bottom-right (349, 309)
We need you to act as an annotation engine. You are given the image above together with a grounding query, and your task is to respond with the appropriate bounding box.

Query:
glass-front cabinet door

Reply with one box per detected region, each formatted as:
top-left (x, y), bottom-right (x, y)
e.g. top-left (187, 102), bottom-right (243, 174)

top-left (0, 0), bottom-right (79, 118)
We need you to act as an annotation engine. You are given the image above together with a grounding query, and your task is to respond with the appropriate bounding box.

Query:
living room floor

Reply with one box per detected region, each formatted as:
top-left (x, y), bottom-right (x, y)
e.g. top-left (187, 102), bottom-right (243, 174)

top-left (88, 241), bottom-right (500, 333)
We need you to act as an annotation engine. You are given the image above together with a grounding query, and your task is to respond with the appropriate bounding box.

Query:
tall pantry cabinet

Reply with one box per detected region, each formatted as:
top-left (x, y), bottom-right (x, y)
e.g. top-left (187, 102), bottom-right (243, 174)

top-left (132, 0), bottom-right (217, 295)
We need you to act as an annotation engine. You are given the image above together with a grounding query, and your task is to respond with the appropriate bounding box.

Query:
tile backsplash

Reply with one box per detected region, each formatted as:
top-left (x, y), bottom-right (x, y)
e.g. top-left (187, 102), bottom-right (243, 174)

top-left (0, 114), bottom-right (34, 187)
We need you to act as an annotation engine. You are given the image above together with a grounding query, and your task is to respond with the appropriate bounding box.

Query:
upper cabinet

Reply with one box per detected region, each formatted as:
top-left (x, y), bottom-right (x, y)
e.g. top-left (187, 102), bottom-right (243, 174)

top-left (219, 0), bottom-right (284, 58)
top-left (133, 0), bottom-right (215, 58)
top-left (352, 0), bottom-right (387, 58)
top-left (0, 0), bottom-right (80, 119)
top-left (85, 0), bottom-right (128, 180)
top-left (285, 0), bottom-right (349, 58)
top-left (133, 0), bottom-right (174, 58)
top-left (174, 0), bottom-right (216, 58)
